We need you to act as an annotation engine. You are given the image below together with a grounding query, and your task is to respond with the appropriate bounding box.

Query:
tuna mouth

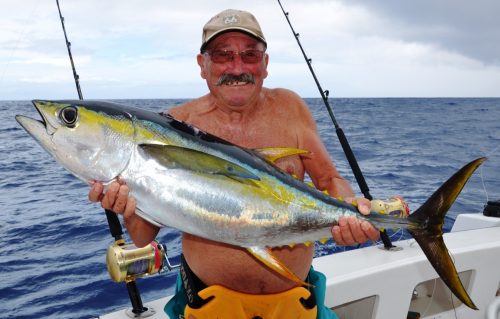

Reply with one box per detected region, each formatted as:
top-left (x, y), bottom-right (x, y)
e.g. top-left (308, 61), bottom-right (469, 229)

top-left (15, 114), bottom-right (43, 132)
top-left (32, 100), bottom-right (57, 135)
top-left (15, 100), bottom-right (56, 138)
top-left (32, 100), bottom-right (47, 124)
top-left (216, 73), bottom-right (255, 86)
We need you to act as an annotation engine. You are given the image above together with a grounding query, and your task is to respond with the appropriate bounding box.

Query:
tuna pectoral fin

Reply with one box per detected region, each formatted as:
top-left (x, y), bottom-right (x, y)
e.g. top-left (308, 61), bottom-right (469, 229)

top-left (139, 144), bottom-right (260, 181)
top-left (408, 157), bottom-right (486, 310)
top-left (246, 246), bottom-right (312, 287)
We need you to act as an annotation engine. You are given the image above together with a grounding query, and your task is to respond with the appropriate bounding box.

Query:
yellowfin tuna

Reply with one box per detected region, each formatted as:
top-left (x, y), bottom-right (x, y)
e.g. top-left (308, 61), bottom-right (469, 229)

top-left (16, 100), bottom-right (483, 309)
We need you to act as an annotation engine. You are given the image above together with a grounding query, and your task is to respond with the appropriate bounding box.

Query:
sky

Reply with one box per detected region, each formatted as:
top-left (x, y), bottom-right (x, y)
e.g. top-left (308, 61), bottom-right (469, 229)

top-left (1, 0), bottom-right (500, 100)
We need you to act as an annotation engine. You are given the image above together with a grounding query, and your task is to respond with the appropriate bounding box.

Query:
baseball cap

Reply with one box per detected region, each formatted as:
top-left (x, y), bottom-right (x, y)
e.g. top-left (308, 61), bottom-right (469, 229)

top-left (201, 9), bottom-right (267, 51)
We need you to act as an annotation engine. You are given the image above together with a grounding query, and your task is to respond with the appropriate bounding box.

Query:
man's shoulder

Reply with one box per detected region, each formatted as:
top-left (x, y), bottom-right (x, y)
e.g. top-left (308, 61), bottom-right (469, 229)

top-left (265, 87), bottom-right (302, 101)
top-left (167, 95), bottom-right (210, 121)
top-left (264, 87), bottom-right (312, 119)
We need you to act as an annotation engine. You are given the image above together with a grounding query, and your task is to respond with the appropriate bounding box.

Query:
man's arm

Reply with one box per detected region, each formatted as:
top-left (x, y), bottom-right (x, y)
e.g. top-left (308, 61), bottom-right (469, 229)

top-left (293, 98), bottom-right (380, 245)
top-left (89, 181), bottom-right (159, 247)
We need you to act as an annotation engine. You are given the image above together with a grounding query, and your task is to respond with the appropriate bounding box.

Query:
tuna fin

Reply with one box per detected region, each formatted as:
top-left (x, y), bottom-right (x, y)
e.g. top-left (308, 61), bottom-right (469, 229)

top-left (246, 246), bottom-right (312, 287)
top-left (304, 241), bottom-right (314, 247)
top-left (254, 147), bottom-right (309, 163)
top-left (134, 208), bottom-right (164, 227)
top-left (226, 176), bottom-right (261, 188)
top-left (140, 144), bottom-right (260, 181)
top-left (407, 157), bottom-right (486, 310)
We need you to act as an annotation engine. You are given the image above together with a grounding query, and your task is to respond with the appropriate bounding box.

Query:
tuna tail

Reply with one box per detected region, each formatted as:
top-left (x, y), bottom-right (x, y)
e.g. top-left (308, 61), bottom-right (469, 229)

top-left (407, 157), bottom-right (486, 310)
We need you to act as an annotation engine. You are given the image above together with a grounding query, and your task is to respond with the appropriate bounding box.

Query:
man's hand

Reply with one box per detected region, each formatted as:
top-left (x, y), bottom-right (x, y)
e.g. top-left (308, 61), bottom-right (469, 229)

top-left (88, 180), bottom-right (136, 221)
top-left (331, 197), bottom-right (380, 246)
top-left (88, 180), bottom-right (159, 247)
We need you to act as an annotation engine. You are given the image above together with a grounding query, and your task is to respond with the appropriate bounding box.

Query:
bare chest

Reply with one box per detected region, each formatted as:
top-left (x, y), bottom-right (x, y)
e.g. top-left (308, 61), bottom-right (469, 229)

top-left (194, 116), bottom-right (305, 178)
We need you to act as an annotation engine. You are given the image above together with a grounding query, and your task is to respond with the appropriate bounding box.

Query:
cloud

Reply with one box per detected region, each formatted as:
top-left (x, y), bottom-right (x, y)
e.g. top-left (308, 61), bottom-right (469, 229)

top-left (1, 0), bottom-right (499, 99)
top-left (345, 0), bottom-right (500, 66)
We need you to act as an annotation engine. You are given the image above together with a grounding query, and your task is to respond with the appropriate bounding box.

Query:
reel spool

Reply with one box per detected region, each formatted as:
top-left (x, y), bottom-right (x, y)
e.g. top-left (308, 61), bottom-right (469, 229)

top-left (107, 240), bottom-right (176, 283)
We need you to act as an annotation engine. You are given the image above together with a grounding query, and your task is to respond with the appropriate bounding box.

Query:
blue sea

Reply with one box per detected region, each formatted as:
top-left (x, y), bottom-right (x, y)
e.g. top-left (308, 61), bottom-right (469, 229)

top-left (1, 98), bottom-right (499, 318)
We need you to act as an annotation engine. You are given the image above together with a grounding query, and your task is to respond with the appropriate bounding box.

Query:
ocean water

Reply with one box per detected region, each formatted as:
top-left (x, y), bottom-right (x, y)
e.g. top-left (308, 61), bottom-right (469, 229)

top-left (1, 98), bottom-right (499, 318)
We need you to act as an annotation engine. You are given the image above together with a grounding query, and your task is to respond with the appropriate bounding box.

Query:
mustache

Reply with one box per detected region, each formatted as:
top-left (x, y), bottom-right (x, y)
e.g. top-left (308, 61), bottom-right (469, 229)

top-left (216, 73), bottom-right (255, 86)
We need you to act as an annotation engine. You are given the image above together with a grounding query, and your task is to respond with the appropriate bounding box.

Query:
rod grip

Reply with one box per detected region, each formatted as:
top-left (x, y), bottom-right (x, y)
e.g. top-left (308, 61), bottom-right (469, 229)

top-left (105, 209), bottom-right (124, 242)
top-left (335, 128), bottom-right (372, 200)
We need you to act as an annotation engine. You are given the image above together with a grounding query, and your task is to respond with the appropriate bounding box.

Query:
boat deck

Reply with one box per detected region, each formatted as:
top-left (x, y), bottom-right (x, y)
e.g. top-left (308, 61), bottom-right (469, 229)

top-left (101, 214), bottom-right (500, 318)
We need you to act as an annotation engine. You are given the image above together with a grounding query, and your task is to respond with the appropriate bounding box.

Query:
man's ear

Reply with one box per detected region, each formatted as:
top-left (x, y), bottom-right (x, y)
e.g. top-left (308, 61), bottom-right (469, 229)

top-left (197, 54), bottom-right (207, 79)
top-left (263, 53), bottom-right (269, 79)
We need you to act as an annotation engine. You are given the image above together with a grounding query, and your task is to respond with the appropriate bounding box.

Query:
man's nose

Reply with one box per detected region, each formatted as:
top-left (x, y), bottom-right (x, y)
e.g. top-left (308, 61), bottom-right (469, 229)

top-left (227, 55), bottom-right (245, 73)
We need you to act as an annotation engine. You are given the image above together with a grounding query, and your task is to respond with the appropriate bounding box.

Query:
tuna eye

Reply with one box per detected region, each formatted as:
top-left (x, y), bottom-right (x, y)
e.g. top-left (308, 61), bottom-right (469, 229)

top-left (59, 106), bottom-right (78, 127)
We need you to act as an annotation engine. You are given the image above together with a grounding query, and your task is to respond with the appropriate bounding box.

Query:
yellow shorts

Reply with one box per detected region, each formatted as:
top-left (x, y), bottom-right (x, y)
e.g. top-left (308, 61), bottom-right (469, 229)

top-left (164, 255), bottom-right (338, 319)
top-left (184, 284), bottom-right (317, 319)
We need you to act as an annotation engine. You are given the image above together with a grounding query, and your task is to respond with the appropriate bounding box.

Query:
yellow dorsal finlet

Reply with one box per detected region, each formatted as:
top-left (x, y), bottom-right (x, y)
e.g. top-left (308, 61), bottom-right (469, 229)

top-left (254, 147), bottom-right (310, 163)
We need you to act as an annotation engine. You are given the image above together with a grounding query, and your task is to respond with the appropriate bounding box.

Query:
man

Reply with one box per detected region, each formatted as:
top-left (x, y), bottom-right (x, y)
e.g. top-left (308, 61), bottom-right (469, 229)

top-left (89, 9), bottom-right (379, 319)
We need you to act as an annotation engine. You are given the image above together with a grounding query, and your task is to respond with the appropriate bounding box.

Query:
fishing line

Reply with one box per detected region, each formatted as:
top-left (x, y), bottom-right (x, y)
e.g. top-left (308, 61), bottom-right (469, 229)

top-left (408, 239), bottom-right (417, 248)
top-left (55, 1), bottom-right (148, 315)
top-left (407, 239), bottom-right (459, 318)
top-left (420, 278), bottom-right (438, 318)
top-left (371, 228), bottom-right (406, 248)
top-left (480, 144), bottom-right (500, 203)
top-left (480, 165), bottom-right (489, 203)
top-left (389, 228), bottom-right (405, 242)
top-left (448, 251), bottom-right (460, 319)
top-left (451, 292), bottom-right (459, 319)
top-left (409, 246), bottom-right (459, 319)
top-left (276, 0), bottom-right (396, 249)
top-left (276, 0), bottom-right (371, 199)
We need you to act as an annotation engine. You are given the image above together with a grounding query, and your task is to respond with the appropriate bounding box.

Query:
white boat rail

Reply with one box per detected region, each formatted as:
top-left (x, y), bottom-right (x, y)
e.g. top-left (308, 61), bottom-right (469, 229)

top-left (101, 213), bottom-right (500, 319)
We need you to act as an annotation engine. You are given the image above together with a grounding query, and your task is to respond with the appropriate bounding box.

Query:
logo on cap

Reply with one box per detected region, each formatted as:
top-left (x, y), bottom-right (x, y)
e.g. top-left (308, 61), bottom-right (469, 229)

top-left (223, 14), bottom-right (239, 25)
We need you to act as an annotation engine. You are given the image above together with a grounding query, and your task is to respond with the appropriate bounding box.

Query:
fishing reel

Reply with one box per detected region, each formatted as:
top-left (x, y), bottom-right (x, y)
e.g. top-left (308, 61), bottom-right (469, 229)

top-left (106, 240), bottom-right (179, 283)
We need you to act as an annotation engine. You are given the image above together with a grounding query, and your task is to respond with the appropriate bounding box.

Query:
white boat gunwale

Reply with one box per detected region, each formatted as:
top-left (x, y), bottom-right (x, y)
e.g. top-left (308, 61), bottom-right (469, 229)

top-left (100, 213), bottom-right (500, 319)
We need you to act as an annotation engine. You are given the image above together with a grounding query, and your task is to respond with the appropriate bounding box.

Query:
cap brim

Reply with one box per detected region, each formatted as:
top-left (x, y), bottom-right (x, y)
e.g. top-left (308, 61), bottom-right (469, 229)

top-left (201, 28), bottom-right (267, 51)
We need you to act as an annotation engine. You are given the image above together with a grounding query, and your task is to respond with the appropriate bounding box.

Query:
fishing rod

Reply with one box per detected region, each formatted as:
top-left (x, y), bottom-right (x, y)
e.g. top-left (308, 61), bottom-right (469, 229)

top-left (55, 0), bottom-right (151, 314)
top-left (56, 0), bottom-right (83, 100)
top-left (277, 0), bottom-right (396, 249)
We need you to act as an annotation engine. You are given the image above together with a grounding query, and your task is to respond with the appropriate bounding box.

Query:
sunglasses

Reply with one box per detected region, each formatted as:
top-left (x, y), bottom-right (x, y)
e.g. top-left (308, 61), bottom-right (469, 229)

top-left (205, 49), bottom-right (265, 64)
